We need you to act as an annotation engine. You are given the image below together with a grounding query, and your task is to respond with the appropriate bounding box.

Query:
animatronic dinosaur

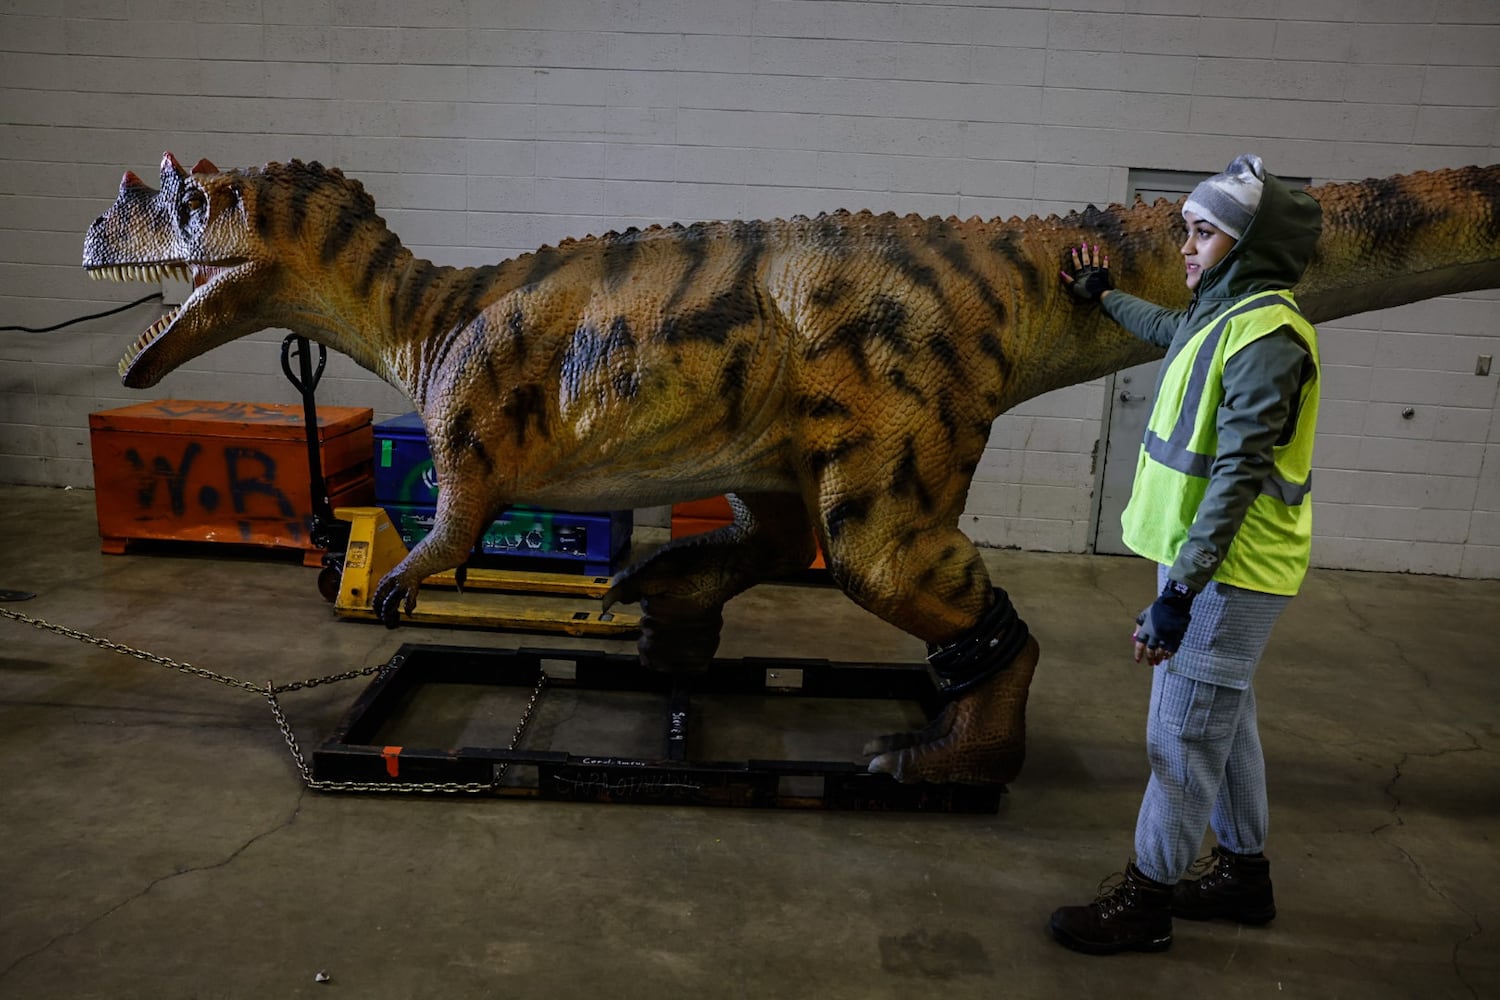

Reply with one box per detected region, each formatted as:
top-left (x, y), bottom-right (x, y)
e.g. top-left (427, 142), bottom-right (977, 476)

top-left (82, 154), bottom-right (1500, 785)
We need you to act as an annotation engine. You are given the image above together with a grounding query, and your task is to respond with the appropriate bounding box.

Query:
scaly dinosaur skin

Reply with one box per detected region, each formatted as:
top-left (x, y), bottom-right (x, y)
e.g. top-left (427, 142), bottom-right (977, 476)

top-left (83, 154), bottom-right (1500, 784)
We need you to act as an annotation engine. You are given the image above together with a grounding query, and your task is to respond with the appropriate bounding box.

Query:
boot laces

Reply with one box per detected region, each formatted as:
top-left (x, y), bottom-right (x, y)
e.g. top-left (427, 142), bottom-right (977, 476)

top-left (1185, 852), bottom-right (1218, 879)
top-left (1093, 870), bottom-right (1126, 899)
top-left (1188, 848), bottom-right (1244, 890)
top-left (1092, 872), bottom-right (1138, 917)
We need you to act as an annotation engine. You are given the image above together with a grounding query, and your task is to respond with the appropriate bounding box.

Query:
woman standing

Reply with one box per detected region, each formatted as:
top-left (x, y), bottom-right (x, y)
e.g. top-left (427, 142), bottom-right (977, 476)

top-left (1052, 154), bottom-right (1323, 955)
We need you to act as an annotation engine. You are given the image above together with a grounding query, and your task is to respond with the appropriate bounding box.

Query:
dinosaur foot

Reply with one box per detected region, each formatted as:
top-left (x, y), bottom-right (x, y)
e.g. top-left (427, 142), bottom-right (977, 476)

top-left (864, 635), bottom-right (1040, 785)
top-left (372, 569), bottom-right (421, 628)
top-left (635, 594), bottom-right (725, 674)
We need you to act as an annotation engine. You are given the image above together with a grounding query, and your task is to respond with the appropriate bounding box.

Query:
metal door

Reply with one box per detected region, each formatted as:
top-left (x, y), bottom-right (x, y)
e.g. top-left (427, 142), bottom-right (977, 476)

top-left (1092, 360), bottom-right (1159, 555)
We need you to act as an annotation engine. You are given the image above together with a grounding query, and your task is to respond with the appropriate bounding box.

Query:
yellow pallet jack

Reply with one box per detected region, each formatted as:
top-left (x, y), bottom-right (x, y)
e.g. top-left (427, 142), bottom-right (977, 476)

top-left (326, 507), bottom-right (640, 638)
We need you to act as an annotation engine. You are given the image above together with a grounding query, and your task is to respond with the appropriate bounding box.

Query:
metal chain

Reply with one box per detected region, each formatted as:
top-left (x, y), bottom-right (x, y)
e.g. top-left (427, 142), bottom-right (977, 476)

top-left (264, 669), bottom-right (548, 794)
top-left (1, 605), bottom-right (269, 692)
top-left (2, 604), bottom-right (548, 796)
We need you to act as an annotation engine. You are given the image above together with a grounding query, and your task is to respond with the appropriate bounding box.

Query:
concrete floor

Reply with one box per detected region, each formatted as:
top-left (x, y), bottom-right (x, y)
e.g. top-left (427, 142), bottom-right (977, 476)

top-left (0, 483), bottom-right (1496, 1000)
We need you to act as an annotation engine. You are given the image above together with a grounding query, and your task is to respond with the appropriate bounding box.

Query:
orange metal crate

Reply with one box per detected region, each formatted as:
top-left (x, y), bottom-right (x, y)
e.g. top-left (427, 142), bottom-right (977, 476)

top-left (669, 496), bottom-right (826, 570)
top-left (89, 399), bottom-right (374, 565)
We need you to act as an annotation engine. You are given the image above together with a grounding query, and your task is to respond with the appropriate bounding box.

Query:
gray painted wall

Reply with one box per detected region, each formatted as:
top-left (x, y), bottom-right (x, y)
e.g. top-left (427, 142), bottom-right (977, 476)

top-left (2, 0), bottom-right (1496, 575)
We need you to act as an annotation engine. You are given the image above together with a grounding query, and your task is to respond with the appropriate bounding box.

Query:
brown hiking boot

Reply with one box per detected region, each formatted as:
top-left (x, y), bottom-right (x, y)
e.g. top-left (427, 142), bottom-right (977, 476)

top-left (1172, 846), bottom-right (1276, 925)
top-left (1049, 863), bottom-right (1173, 955)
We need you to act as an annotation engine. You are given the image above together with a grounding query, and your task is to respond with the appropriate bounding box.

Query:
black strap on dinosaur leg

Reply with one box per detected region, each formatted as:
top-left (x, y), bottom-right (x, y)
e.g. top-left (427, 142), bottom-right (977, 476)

top-left (925, 587), bottom-right (1031, 699)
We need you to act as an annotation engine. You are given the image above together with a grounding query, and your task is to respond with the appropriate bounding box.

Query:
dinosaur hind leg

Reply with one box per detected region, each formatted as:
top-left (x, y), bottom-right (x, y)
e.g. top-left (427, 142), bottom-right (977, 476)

top-left (819, 517), bottom-right (1039, 786)
top-left (604, 492), bottom-right (817, 673)
top-left (864, 617), bottom-right (1040, 786)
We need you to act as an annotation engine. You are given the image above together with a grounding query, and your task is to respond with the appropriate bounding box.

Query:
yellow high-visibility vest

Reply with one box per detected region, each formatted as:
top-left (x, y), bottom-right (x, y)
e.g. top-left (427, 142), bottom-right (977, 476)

top-left (1120, 290), bottom-right (1320, 596)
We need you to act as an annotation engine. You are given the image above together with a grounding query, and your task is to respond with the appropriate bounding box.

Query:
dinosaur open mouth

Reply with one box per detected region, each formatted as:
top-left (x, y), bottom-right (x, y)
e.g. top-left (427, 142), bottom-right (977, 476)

top-left (86, 260), bottom-right (247, 376)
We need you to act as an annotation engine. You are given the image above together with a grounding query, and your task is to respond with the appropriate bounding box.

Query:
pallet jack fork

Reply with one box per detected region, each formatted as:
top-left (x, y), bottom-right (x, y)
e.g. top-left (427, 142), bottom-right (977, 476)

top-left (329, 506), bottom-right (641, 638)
top-left (313, 643), bottom-right (1003, 813)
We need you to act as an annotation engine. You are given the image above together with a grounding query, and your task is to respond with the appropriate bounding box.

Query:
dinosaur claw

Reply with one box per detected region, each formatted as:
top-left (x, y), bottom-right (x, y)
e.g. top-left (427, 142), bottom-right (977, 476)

top-left (865, 735), bottom-right (979, 786)
top-left (374, 588), bottom-right (402, 628)
top-left (372, 571), bottom-right (419, 629)
top-left (866, 750), bottom-right (923, 784)
top-left (600, 590), bottom-right (618, 614)
top-left (861, 730), bottom-right (919, 757)
top-left (862, 708), bottom-right (952, 757)
top-left (862, 708), bottom-right (956, 781)
top-left (602, 568), bottom-right (640, 611)
top-left (600, 575), bottom-right (643, 614)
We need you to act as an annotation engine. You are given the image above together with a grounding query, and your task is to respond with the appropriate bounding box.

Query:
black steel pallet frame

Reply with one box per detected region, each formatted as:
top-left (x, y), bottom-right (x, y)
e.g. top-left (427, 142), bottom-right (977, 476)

top-left (313, 643), bottom-right (1003, 813)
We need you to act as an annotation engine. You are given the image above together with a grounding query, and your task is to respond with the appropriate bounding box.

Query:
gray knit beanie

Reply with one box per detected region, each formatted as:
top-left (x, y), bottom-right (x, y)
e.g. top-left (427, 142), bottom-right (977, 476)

top-left (1183, 154), bottom-right (1265, 240)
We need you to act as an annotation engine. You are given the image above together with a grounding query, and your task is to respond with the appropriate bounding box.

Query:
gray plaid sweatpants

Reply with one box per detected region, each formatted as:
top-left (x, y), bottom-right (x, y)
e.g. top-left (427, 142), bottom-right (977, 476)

top-left (1133, 564), bottom-right (1291, 885)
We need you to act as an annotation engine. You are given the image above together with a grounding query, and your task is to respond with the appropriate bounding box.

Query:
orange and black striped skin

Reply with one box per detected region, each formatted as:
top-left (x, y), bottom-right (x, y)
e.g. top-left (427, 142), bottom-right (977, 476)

top-left (83, 158), bottom-right (1500, 658)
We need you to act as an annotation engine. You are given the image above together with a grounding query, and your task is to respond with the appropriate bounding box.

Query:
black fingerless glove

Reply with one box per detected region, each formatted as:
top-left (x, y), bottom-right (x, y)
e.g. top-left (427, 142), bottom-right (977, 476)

top-left (1134, 579), bottom-right (1195, 656)
top-left (1067, 264), bottom-right (1113, 302)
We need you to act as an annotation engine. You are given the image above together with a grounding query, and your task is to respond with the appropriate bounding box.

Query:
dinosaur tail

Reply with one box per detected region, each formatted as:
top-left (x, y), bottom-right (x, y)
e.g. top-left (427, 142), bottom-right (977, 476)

top-left (1297, 164), bottom-right (1500, 323)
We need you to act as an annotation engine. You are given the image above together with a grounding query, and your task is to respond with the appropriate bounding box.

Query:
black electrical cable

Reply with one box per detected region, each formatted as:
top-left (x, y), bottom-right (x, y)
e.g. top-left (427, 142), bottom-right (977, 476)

top-left (0, 292), bottom-right (165, 333)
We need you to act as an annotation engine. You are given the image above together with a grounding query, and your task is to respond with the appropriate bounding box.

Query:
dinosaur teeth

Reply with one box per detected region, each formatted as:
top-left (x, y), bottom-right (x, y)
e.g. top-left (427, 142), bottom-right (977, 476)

top-left (88, 263), bottom-right (196, 284)
top-left (116, 304), bottom-right (182, 377)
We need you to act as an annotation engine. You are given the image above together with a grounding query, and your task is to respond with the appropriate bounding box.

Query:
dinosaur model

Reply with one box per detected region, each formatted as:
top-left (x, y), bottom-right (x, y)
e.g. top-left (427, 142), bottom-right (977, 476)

top-left (82, 153), bottom-right (1500, 785)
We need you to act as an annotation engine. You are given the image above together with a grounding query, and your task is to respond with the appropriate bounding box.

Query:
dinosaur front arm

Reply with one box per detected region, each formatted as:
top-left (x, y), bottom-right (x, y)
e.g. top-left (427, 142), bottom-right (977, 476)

top-left (370, 482), bottom-right (497, 624)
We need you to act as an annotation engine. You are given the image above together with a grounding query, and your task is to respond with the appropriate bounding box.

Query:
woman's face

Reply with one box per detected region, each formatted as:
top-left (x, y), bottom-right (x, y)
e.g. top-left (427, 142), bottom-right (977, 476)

top-left (1180, 211), bottom-right (1237, 291)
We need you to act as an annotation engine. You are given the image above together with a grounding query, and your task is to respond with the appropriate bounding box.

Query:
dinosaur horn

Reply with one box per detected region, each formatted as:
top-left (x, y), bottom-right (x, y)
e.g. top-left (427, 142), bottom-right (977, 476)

top-left (160, 152), bottom-right (187, 182)
top-left (191, 158), bottom-right (218, 175)
top-left (119, 170), bottom-right (149, 194)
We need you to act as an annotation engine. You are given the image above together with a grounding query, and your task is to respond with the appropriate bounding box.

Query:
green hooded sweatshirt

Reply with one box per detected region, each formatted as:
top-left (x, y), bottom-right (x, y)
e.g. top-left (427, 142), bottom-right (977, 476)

top-left (1101, 165), bottom-right (1324, 593)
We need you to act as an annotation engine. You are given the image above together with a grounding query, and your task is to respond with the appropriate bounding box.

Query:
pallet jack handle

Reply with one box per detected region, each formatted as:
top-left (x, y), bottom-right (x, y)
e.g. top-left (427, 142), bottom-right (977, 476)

top-left (280, 334), bottom-right (350, 555)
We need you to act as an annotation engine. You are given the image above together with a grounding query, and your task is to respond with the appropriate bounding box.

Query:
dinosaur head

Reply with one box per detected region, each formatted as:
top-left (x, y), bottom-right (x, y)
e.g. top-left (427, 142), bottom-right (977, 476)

top-left (82, 152), bottom-right (276, 387)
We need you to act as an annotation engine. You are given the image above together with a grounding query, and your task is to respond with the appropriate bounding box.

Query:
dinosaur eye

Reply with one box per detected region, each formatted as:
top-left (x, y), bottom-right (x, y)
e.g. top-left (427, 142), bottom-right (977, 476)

top-left (183, 188), bottom-right (206, 212)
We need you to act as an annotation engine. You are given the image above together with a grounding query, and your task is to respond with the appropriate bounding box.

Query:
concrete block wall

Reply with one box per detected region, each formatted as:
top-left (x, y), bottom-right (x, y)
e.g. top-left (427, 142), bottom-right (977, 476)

top-left (1, 1), bottom-right (1497, 577)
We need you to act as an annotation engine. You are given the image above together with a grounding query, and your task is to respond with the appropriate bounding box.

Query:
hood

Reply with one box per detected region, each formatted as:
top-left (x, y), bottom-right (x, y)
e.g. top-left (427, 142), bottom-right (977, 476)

top-left (1195, 169), bottom-right (1324, 303)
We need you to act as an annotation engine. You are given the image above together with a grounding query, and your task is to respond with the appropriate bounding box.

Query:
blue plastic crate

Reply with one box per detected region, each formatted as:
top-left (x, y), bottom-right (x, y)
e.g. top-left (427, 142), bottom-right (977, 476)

top-left (383, 502), bottom-right (632, 576)
top-left (373, 411), bottom-right (439, 506)
top-left (374, 412), bottom-right (633, 576)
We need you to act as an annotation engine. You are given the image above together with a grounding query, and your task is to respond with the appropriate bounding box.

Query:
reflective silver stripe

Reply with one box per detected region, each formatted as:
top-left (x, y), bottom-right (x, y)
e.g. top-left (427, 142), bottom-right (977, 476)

top-left (1144, 427), bottom-right (1211, 477)
top-left (1261, 469), bottom-right (1312, 505)
top-left (1143, 291), bottom-right (1312, 506)
top-left (1143, 429), bottom-right (1312, 505)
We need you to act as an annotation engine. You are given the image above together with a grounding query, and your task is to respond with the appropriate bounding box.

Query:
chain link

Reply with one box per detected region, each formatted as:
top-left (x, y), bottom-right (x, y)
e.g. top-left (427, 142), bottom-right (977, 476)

top-left (2, 604), bottom-right (548, 796)
top-left (2, 605), bottom-right (268, 693)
